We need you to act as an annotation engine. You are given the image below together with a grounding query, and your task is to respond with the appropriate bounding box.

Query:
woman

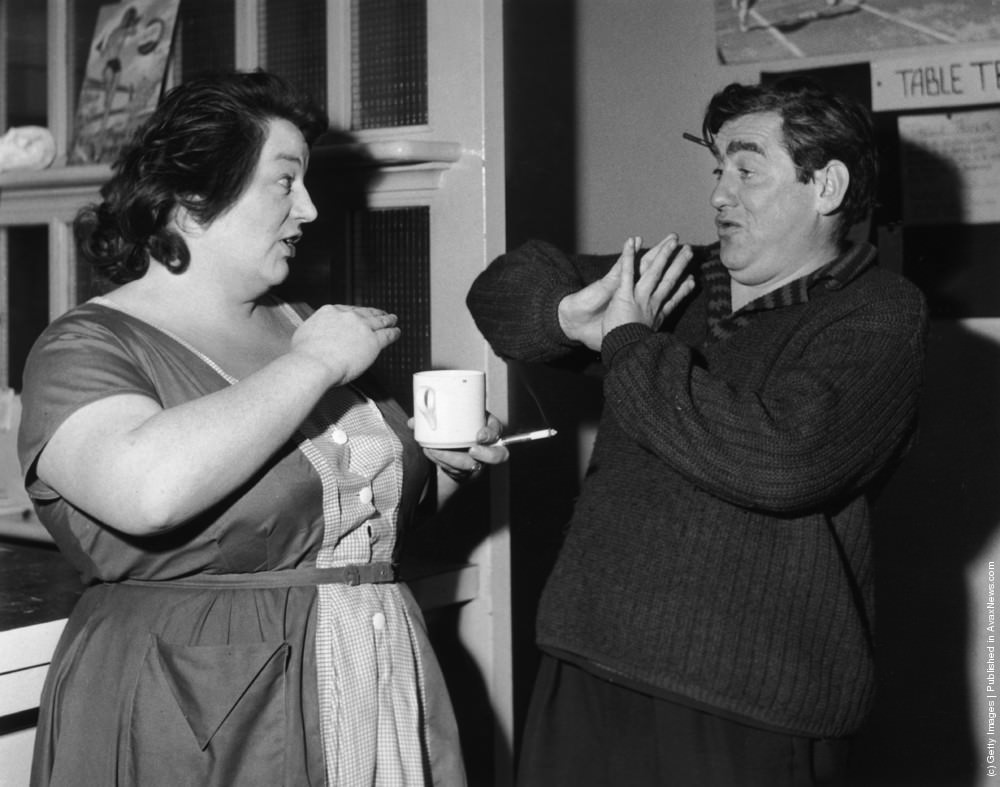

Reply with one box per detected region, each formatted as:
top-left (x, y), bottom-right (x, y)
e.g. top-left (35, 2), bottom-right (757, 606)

top-left (18, 70), bottom-right (506, 786)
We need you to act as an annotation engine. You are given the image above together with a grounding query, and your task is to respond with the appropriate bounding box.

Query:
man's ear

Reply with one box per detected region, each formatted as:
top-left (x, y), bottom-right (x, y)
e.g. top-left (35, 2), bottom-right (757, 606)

top-left (815, 160), bottom-right (849, 216)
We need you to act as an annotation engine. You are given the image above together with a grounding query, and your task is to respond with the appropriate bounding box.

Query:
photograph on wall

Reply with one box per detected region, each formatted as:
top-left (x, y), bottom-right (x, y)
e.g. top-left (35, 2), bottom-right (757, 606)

top-left (715, 0), bottom-right (1000, 65)
top-left (69, 0), bottom-right (180, 165)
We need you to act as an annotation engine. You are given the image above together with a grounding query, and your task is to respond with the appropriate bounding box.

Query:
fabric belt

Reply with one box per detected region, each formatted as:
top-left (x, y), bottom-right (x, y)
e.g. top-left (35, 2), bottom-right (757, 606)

top-left (118, 561), bottom-right (398, 589)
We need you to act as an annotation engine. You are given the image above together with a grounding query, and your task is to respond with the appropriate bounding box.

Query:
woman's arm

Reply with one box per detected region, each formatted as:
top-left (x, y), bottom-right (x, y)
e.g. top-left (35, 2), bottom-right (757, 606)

top-left (35, 304), bottom-right (400, 536)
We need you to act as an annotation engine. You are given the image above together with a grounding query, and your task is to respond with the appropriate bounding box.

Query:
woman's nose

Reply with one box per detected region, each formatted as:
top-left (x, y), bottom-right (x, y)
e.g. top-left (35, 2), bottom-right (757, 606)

top-left (297, 186), bottom-right (319, 223)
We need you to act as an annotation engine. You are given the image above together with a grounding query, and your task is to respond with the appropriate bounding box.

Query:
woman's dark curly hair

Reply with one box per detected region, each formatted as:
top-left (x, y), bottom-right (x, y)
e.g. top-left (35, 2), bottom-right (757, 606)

top-left (702, 77), bottom-right (878, 244)
top-left (75, 70), bottom-right (328, 284)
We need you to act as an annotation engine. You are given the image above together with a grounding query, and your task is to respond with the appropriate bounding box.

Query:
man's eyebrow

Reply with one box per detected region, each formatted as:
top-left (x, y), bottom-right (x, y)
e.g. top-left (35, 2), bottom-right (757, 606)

top-left (725, 139), bottom-right (765, 157)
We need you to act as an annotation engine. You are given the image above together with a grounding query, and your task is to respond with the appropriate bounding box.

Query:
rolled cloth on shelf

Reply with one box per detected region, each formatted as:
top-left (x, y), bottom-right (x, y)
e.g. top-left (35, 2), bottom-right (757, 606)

top-left (0, 126), bottom-right (56, 173)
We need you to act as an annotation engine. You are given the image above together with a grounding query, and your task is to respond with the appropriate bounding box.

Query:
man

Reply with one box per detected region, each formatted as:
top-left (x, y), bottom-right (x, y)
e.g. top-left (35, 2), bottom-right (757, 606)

top-left (467, 78), bottom-right (927, 785)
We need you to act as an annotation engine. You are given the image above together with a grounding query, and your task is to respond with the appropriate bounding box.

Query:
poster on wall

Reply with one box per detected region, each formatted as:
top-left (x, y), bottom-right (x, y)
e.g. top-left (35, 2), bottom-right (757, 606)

top-left (715, 0), bottom-right (1000, 65)
top-left (69, 0), bottom-right (181, 165)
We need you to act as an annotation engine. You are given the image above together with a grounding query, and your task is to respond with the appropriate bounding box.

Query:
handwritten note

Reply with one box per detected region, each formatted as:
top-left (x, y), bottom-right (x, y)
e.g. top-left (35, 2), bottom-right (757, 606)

top-left (898, 109), bottom-right (1000, 226)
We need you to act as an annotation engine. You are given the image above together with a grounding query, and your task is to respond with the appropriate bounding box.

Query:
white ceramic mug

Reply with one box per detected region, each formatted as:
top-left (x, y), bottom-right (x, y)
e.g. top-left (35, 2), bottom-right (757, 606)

top-left (412, 370), bottom-right (486, 448)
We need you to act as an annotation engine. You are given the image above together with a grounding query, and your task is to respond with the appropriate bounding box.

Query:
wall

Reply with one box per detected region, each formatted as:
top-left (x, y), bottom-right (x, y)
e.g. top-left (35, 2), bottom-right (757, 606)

top-left (506, 1), bottom-right (1000, 784)
top-left (575, 0), bottom-right (740, 249)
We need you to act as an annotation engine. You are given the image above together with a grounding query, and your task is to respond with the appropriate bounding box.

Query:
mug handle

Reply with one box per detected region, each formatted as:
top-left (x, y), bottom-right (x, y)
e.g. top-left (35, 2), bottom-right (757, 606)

top-left (417, 386), bottom-right (437, 430)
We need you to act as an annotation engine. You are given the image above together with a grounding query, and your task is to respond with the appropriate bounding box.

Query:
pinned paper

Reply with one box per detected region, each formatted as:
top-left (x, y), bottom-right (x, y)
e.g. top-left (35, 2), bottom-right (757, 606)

top-left (898, 109), bottom-right (1000, 225)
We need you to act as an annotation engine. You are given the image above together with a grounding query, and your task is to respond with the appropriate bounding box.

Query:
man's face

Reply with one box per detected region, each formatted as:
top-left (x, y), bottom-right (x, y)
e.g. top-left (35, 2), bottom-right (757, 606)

top-left (710, 111), bottom-right (826, 293)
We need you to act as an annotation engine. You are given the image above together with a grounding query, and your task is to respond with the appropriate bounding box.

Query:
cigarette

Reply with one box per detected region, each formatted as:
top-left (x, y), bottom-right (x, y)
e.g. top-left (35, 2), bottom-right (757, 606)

top-left (682, 132), bottom-right (716, 155)
top-left (495, 428), bottom-right (557, 447)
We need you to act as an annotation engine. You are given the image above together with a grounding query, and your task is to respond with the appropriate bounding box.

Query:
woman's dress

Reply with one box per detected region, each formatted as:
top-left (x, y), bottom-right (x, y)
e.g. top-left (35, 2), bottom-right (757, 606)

top-left (17, 299), bottom-right (464, 786)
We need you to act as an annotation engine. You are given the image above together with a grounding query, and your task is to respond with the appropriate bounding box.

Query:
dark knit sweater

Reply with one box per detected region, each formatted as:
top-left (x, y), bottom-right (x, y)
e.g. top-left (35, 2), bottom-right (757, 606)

top-left (467, 239), bottom-right (927, 738)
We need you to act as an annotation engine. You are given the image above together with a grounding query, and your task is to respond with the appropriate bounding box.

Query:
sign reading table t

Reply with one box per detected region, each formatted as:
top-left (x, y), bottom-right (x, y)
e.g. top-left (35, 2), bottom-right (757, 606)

top-left (872, 45), bottom-right (1000, 111)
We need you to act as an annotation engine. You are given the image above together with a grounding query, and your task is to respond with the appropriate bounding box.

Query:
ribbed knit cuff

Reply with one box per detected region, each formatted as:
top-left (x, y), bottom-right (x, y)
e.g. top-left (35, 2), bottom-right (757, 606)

top-left (601, 323), bottom-right (653, 367)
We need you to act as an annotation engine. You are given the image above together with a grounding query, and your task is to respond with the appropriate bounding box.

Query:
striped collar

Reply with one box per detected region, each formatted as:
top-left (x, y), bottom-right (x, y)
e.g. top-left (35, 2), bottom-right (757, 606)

top-left (701, 241), bottom-right (878, 342)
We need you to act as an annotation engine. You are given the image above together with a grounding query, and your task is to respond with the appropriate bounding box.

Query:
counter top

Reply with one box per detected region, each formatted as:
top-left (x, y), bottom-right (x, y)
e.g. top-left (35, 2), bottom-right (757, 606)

top-left (0, 540), bottom-right (82, 720)
top-left (0, 540), bottom-right (81, 635)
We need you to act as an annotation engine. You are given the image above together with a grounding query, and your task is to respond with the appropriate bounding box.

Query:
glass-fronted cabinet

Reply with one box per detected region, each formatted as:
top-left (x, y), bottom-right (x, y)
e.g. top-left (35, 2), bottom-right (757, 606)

top-left (3, 0), bottom-right (47, 128)
top-left (2, 1), bottom-right (49, 393)
top-left (1, 0), bottom-right (457, 401)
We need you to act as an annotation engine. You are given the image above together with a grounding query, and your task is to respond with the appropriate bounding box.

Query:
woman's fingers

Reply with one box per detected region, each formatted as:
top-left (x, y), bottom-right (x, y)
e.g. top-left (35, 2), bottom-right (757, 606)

top-left (415, 412), bottom-right (510, 483)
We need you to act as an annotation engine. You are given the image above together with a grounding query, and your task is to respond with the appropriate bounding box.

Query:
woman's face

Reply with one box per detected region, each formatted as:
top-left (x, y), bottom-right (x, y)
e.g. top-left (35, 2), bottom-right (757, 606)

top-left (193, 117), bottom-right (318, 295)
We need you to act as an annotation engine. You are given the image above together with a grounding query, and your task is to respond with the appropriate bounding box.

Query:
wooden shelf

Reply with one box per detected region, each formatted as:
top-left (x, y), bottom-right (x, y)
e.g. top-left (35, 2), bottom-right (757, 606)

top-left (0, 138), bottom-right (463, 224)
top-left (0, 138), bottom-right (462, 192)
top-left (0, 163), bottom-right (110, 191)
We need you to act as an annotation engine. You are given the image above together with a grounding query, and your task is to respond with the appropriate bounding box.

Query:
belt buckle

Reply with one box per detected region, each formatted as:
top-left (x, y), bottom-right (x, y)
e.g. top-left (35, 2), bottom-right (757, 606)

top-left (344, 565), bottom-right (361, 586)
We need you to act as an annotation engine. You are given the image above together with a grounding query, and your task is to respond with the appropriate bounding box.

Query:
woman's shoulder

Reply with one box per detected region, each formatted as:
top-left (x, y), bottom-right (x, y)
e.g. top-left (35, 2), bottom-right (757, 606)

top-left (30, 300), bottom-right (187, 373)
top-left (25, 297), bottom-right (206, 391)
top-left (33, 299), bottom-right (133, 347)
top-left (25, 300), bottom-right (158, 380)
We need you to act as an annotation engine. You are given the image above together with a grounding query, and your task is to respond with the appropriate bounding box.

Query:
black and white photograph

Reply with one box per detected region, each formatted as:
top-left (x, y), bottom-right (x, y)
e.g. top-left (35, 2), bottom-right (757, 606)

top-left (716, 0), bottom-right (1000, 64)
top-left (2, 2), bottom-right (1000, 786)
